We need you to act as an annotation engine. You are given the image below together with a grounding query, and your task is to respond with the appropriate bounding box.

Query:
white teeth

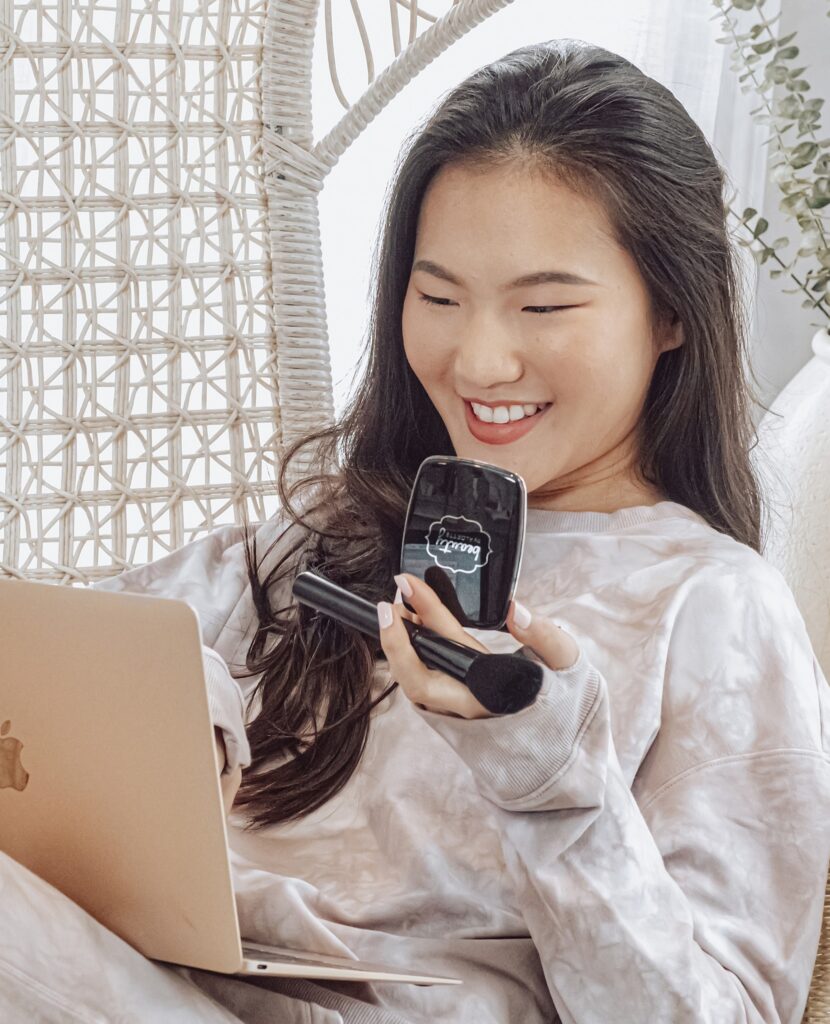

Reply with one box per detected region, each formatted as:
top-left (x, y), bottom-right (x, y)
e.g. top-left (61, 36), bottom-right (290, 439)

top-left (470, 401), bottom-right (547, 424)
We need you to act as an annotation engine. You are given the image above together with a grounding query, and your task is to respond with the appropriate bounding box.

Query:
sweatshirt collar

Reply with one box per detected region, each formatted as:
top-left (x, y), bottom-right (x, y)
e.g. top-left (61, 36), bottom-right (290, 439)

top-left (524, 500), bottom-right (706, 535)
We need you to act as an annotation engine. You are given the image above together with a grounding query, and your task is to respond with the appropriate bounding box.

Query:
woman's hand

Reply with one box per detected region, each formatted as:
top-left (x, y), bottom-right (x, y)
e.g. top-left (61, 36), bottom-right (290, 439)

top-left (377, 573), bottom-right (581, 719)
top-left (213, 727), bottom-right (242, 815)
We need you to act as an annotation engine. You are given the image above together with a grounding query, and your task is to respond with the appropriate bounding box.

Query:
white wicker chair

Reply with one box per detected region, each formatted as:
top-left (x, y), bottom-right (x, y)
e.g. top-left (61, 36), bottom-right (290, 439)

top-left (1, 1), bottom-right (827, 1017)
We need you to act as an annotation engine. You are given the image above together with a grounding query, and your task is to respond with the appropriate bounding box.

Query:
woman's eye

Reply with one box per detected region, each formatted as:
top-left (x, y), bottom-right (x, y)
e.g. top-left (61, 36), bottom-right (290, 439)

top-left (417, 294), bottom-right (575, 314)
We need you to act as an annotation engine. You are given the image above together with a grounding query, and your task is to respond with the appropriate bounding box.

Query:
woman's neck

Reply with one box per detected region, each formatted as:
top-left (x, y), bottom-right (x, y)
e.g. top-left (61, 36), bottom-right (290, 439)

top-left (528, 481), bottom-right (667, 515)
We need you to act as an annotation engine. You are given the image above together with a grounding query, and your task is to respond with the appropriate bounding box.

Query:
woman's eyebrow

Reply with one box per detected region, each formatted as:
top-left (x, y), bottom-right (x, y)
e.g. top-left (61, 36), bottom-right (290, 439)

top-left (411, 259), bottom-right (597, 288)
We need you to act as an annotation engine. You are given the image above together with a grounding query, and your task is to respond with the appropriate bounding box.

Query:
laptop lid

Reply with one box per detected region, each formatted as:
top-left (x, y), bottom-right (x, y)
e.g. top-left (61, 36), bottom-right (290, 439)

top-left (0, 577), bottom-right (246, 973)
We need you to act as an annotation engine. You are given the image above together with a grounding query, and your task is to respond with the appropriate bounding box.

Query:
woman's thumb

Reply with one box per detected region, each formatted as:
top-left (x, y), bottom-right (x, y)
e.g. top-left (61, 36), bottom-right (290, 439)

top-left (506, 599), bottom-right (581, 672)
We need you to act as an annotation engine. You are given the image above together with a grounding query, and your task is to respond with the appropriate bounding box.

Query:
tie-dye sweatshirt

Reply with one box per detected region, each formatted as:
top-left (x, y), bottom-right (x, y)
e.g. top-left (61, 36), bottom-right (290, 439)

top-left (93, 500), bottom-right (830, 1024)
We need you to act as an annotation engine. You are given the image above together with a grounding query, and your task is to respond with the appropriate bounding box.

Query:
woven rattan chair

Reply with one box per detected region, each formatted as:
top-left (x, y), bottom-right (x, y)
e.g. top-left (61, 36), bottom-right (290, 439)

top-left (807, 868), bottom-right (830, 1020)
top-left (0, 0), bottom-right (827, 1017)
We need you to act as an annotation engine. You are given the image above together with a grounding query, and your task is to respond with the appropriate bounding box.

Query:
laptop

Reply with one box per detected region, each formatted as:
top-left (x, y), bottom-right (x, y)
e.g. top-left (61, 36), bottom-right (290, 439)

top-left (0, 577), bottom-right (461, 987)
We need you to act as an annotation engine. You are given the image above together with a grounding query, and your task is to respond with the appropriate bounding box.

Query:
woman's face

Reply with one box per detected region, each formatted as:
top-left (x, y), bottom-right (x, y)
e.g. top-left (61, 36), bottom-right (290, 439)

top-left (401, 161), bottom-right (683, 512)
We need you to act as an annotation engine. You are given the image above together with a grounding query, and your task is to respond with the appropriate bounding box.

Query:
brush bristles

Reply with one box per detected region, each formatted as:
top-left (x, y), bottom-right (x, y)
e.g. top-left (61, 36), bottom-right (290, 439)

top-left (463, 653), bottom-right (544, 715)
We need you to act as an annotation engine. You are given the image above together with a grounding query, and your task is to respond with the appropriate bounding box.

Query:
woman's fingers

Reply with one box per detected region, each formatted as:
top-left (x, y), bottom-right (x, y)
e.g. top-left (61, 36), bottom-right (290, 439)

top-left (378, 575), bottom-right (580, 717)
top-left (393, 584), bottom-right (419, 622)
top-left (377, 597), bottom-right (492, 719)
top-left (214, 728), bottom-right (242, 815)
top-left (503, 599), bottom-right (581, 671)
top-left (392, 573), bottom-right (489, 655)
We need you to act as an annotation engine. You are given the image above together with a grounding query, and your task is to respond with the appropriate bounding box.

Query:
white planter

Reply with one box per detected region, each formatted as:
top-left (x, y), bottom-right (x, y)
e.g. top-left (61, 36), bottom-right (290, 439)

top-left (754, 326), bottom-right (830, 677)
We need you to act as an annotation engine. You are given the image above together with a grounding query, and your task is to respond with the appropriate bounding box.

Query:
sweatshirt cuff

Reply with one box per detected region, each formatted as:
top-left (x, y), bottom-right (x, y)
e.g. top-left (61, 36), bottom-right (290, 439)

top-left (413, 645), bottom-right (604, 810)
top-left (202, 647), bottom-right (252, 774)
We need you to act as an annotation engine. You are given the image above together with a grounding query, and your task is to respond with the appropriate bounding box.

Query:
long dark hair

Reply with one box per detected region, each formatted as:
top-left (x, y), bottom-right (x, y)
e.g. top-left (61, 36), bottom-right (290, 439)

top-left (232, 38), bottom-right (768, 829)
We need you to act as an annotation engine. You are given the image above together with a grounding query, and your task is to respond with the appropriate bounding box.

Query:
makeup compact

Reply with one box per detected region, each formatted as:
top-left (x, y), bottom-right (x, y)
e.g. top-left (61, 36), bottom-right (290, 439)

top-left (291, 455), bottom-right (539, 714)
top-left (399, 456), bottom-right (527, 631)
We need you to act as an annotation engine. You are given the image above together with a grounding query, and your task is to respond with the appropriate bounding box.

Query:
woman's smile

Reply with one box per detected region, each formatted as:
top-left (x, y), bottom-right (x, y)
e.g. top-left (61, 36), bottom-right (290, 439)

top-left (463, 398), bottom-right (552, 445)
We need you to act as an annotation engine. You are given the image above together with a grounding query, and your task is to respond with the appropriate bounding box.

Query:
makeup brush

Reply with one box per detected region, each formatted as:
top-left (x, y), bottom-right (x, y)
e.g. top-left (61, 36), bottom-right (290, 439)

top-left (292, 570), bottom-right (543, 715)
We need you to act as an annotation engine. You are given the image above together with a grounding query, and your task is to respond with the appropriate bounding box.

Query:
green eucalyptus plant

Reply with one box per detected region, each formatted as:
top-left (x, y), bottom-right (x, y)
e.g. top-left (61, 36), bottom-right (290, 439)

top-left (711, 0), bottom-right (830, 327)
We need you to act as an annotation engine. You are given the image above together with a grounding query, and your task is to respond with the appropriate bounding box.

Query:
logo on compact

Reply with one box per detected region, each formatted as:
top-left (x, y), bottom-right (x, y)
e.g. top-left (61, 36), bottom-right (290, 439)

top-left (0, 719), bottom-right (29, 792)
top-left (425, 515), bottom-right (492, 576)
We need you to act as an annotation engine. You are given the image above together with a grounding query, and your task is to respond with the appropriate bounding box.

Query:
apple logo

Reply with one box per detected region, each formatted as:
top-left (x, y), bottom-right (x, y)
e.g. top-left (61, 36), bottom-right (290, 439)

top-left (0, 720), bottom-right (29, 791)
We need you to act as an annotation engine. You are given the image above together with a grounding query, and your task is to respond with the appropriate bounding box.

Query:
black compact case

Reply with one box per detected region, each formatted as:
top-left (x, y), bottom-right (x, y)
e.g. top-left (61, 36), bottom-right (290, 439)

top-left (399, 456), bottom-right (527, 631)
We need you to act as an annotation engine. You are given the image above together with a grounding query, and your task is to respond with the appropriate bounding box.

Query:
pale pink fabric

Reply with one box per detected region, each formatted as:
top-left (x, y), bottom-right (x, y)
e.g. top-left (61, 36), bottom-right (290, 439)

top-left (3, 500), bottom-right (828, 1023)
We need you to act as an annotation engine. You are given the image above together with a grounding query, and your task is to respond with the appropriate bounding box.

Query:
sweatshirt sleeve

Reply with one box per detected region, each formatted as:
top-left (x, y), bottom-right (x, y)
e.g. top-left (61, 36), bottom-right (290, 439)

top-left (413, 568), bottom-right (830, 1023)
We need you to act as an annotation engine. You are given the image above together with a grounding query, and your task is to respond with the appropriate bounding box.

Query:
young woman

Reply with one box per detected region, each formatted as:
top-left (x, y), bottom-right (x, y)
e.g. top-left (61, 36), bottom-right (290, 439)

top-left (4, 38), bottom-right (829, 1024)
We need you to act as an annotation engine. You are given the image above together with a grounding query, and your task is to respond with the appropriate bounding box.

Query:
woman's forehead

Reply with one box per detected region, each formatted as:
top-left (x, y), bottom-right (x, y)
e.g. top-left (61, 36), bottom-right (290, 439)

top-left (412, 195), bottom-right (634, 292)
top-left (416, 162), bottom-right (618, 262)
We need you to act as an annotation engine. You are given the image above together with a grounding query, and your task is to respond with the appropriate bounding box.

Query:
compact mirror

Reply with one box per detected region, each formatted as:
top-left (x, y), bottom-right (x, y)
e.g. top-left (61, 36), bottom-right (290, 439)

top-left (399, 456), bottom-right (527, 630)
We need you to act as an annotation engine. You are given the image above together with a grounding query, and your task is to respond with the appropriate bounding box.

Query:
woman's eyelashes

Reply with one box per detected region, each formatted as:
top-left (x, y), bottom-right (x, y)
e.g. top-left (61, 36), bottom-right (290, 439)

top-left (417, 293), bottom-right (455, 307)
top-left (417, 293), bottom-right (576, 314)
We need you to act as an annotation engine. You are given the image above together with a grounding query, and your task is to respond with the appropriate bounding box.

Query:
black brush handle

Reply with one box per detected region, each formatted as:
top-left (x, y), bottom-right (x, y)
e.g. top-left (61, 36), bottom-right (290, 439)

top-left (292, 571), bottom-right (476, 676)
top-left (292, 570), bottom-right (543, 713)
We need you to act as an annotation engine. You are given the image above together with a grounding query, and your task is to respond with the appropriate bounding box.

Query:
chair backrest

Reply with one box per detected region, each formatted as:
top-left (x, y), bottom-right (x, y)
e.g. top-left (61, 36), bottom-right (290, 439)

top-left (0, 0), bottom-right (514, 583)
top-left (754, 329), bottom-right (830, 1022)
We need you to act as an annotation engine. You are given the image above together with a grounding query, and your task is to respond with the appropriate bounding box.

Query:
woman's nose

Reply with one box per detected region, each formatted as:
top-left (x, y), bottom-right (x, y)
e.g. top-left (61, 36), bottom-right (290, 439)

top-left (453, 323), bottom-right (524, 387)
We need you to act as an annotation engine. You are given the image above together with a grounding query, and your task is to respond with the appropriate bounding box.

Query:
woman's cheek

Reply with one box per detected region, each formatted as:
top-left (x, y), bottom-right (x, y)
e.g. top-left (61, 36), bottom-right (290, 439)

top-left (401, 296), bottom-right (425, 368)
top-left (402, 329), bottom-right (428, 379)
top-left (403, 314), bottom-right (443, 378)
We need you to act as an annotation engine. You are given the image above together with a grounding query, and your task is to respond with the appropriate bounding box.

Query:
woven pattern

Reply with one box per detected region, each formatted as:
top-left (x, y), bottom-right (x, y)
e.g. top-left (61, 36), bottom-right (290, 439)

top-left (806, 880), bottom-right (830, 1021)
top-left (0, 0), bottom-right (280, 581)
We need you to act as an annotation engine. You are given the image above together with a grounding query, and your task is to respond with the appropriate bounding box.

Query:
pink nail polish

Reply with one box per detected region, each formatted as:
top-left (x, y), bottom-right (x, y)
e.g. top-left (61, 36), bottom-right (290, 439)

top-left (377, 601), bottom-right (394, 629)
top-left (393, 574), bottom-right (413, 598)
top-left (513, 600), bottom-right (532, 630)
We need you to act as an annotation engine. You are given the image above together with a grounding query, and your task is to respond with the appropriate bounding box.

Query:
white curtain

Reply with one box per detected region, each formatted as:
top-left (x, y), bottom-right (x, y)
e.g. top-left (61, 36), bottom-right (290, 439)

top-left (637, 0), bottom-right (776, 399)
top-left (315, 0), bottom-right (773, 419)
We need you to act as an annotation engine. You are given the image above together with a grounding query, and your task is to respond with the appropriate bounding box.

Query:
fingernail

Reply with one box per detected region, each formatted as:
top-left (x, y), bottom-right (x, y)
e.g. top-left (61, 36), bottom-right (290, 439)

top-left (393, 574), bottom-right (413, 598)
top-left (393, 586), bottom-right (404, 605)
top-left (377, 601), bottom-right (394, 629)
top-left (513, 600), bottom-right (532, 630)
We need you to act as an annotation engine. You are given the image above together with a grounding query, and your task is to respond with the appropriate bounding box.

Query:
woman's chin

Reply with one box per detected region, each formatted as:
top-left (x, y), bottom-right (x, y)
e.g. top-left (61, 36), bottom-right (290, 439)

top-left (451, 440), bottom-right (527, 479)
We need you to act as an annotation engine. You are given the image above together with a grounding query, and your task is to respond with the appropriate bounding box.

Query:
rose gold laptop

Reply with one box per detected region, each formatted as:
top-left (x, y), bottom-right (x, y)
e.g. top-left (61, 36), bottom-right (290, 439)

top-left (0, 577), bottom-right (461, 987)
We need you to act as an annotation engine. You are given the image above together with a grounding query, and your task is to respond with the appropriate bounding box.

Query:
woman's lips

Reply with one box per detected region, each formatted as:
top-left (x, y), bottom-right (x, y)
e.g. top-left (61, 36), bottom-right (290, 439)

top-left (464, 401), bottom-right (551, 445)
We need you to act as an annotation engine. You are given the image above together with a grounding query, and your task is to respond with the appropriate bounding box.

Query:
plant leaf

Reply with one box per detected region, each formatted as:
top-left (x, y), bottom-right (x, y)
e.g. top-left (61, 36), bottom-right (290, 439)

top-left (790, 141), bottom-right (819, 168)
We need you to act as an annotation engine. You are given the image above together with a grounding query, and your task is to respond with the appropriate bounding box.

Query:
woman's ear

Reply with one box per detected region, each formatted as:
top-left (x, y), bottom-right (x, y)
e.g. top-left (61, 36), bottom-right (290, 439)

top-left (656, 312), bottom-right (684, 354)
